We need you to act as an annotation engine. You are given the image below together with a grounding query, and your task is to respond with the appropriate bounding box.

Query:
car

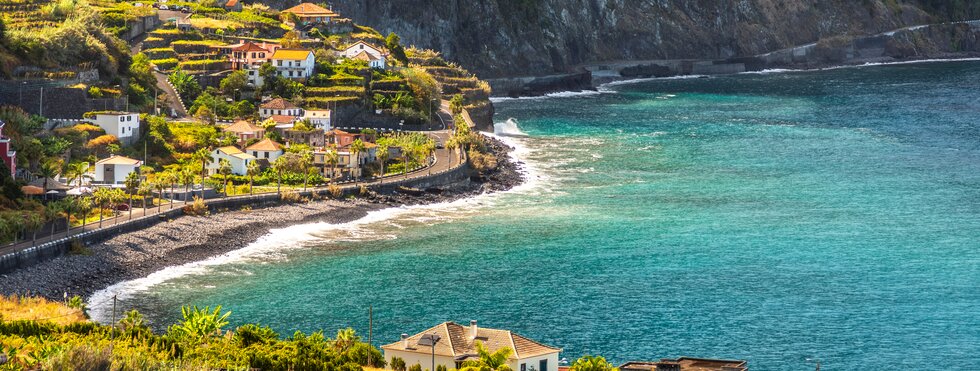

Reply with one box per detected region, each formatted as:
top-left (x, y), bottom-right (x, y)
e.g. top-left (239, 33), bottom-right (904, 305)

top-left (114, 204), bottom-right (131, 211)
top-left (159, 4), bottom-right (168, 10)
top-left (180, 6), bottom-right (191, 12)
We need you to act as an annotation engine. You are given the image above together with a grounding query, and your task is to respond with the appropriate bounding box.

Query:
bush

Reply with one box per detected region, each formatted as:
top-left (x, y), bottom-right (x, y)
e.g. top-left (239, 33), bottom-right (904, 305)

top-left (183, 196), bottom-right (208, 215)
top-left (327, 183), bottom-right (342, 198)
top-left (280, 189), bottom-right (300, 203)
top-left (391, 357), bottom-right (407, 371)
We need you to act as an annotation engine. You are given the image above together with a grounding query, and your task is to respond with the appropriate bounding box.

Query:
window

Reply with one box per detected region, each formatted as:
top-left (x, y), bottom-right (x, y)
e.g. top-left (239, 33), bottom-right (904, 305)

top-left (264, 152), bottom-right (269, 159)
top-left (277, 60), bottom-right (282, 66)
top-left (521, 364), bottom-right (526, 371)
top-left (539, 360), bottom-right (548, 371)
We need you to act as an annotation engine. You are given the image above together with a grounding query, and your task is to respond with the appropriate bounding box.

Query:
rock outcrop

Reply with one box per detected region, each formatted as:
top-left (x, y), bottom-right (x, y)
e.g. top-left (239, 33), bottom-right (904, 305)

top-left (319, 0), bottom-right (980, 78)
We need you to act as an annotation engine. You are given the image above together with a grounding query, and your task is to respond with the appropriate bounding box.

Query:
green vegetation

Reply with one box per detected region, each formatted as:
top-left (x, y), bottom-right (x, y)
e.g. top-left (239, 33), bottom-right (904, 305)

top-left (0, 295), bottom-right (384, 370)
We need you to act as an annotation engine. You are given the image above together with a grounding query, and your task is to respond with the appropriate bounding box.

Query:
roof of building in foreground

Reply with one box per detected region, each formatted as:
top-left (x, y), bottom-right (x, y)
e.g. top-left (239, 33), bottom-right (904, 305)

top-left (620, 357), bottom-right (748, 371)
top-left (223, 120), bottom-right (264, 134)
top-left (271, 49), bottom-right (314, 60)
top-left (381, 321), bottom-right (560, 360)
top-left (246, 138), bottom-right (284, 152)
top-left (95, 155), bottom-right (141, 166)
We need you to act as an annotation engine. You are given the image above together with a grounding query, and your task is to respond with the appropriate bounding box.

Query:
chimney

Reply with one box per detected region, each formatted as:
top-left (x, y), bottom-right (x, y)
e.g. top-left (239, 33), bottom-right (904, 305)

top-left (401, 333), bottom-right (409, 348)
top-left (469, 320), bottom-right (478, 339)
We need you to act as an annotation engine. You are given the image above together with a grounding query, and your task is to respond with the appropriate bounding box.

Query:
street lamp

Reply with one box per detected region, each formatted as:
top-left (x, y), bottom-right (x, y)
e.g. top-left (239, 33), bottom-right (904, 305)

top-left (418, 333), bottom-right (441, 371)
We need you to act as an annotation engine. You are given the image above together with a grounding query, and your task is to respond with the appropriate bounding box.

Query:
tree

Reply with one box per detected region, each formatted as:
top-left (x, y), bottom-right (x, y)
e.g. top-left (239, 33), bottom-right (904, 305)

top-left (377, 144), bottom-right (389, 180)
top-left (161, 169), bottom-right (178, 209)
top-left (220, 71), bottom-right (248, 97)
top-left (402, 67), bottom-right (440, 118)
top-left (24, 212), bottom-right (43, 246)
top-left (36, 159), bottom-right (60, 192)
top-left (324, 148), bottom-right (338, 182)
top-left (192, 148), bottom-right (214, 199)
top-left (217, 159), bottom-right (232, 196)
top-left (385, 32), bottom-right (408, 66)
top-left (169, 68), bottom-right (202, 102)
top-left (449, 93), bottom-right (464, 116)
top-left (459, 342), bottom-right (513, 371)
top-left (180, 167), bottom-right (196, 202)
top-left (332, 328), bottom-right (360, 353)
top-left (168, 305), bottom-right (231, 342)
top-left (391, 357), bottom-right (407, 371)
top-left (246, 160), bottom-right (260, 195)
top-left (64, 161), bottom-right (91, 188)
top-left (124, 171), bottom-right (141, 220)
top-left (280, 30), bottom-right (302, 48)
top-left (350, 139), bottom-right (365, 183)
top-left (569, 356), bottom-right (618, 371)
top-left (300, 152), bottom-right (312, 191)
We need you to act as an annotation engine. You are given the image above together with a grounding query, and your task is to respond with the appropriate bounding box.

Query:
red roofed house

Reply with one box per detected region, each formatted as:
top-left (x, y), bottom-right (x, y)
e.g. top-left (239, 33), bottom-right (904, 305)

top-left (282, 3), bottom-right (338, 27)
top-left (382, 321), bottom-right (561, 371)
top-left (0, 120), bottom-right (16, 177)
top-left (223, 41), bottom-right (280, 70)
top-left (245, 138), bottom-right (284, 162)
top-left (223, 0), bottom-right (241, 11)
top-left (259, 98), bottom-right (302, 118)
top-left (222, 120), bottom-right (266, 144)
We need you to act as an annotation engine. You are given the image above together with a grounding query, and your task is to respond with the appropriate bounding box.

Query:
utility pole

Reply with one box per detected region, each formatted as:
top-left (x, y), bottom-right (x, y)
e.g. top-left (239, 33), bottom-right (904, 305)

top-left (38, 87), bottom-right (43, 117)
top-left (154, 87), bottom-right (158, 115)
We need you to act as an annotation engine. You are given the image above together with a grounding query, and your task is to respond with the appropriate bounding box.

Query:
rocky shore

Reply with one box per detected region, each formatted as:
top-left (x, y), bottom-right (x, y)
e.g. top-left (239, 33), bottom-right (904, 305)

top-left (0, 137), bottom-right (524, 300)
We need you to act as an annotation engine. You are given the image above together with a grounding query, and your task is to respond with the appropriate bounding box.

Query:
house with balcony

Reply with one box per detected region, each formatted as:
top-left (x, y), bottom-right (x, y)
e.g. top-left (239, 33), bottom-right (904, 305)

top-left (270, 49), bottom-right (315, 80)
top-left (381, 321), bottom-right (561, 371)
top-left (259, 98), bottom-right (302, 118)
top-left (92, 112), bottom-right (140, 146)
top-left (302, 109), bottom-right (332, 130)
top-left (216, 41), bottom-right (280, 71)
top-left (245, 138), bottom-right (284, 163)
top-left (282, 3), bottom-right (338, 27)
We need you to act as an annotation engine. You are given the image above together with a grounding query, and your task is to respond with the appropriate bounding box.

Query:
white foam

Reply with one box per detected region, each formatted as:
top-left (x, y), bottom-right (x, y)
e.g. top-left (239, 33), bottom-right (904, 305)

top-left (89, 130), bottom-right (551, 323)
top-left (736, 58), bottom-right (980, 76)
top-left (490, 89), bottom-right (614, 103)
top-left (494, 118), bottom-right (529, 137)
top-left (598, 75), bottom-right (709, 89)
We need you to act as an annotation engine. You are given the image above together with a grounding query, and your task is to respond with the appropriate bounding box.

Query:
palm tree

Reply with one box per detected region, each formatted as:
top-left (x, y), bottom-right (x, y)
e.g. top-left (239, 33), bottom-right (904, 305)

top-left (44, 201), bottom-right (63, 238)
top-left (332, 328), bottom-right (360, 353)
top-left (124, 171), bottom-right (141, 220)
top-left (459, 342), bottom-right (514, 371)
top-left (137, 182), bottom-right (152, 213)
top-left (217, 159), bottom-right (232, 196)
top-left (92, 188), bottom-right (111, 227)
top-left (24, 212), bottom-right (43, 246)
top-left (271, 156), bottom-right (288, 195)
top-left (350, 139), bottom-right (365, 184)
top-left (154, 180), bottom-right (166, 213)
top-left (64, 161), bottom-right (90, 189)
top-left (160, 169), bottom-right (179, 209)
top-left (192, 148), bottom-right (213, 200)
top-left (246, 161), bottom-right (260, 195)
top-left (424, 141), bottom-right (436, 175)
top-left (78, 196), bottom-right (93, 230)
top-left (36, 159), bottom-right (60, 195)
top-left (324, 148), bottom-right (338, 183)
top-left (377, 144), bottom-right (389, 183)
top-left (300, 152), bottom-right (312, 191)
top-left (179, 168), bottom-right (195, 203)
top-left (446, 137), bottom-right (460, 167)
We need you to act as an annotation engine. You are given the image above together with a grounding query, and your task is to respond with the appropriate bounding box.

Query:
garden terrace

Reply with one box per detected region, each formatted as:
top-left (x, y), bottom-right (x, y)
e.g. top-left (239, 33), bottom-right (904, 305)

top-left (305, 86), bottom-right (365, 98)
top-left (177, 59), bottom-right (230, 73)
top-left (145, 29), bottom-right (203, 46)
top-left (305, 96), bottom-right (360, 109)
top-left (370, 78), bottom-right (408, 91)
top-left (143, 47), bottom-right (177, 60)
top-left (0, 0), bottom-right (51, 29)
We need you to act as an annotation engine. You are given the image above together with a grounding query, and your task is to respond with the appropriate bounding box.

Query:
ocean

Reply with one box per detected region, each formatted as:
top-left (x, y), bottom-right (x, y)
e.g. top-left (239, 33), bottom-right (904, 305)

top-left (91, 61), bottom-right (980, 370)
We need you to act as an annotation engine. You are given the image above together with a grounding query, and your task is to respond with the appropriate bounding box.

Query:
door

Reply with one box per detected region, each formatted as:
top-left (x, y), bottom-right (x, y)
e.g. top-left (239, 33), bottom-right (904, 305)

top-left (539, 359), bottom-right (548, 371)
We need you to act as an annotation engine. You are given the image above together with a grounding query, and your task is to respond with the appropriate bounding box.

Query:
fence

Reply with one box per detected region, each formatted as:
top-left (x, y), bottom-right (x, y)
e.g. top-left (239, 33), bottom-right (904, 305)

top-left (0, 149), bottom-right (471, 274)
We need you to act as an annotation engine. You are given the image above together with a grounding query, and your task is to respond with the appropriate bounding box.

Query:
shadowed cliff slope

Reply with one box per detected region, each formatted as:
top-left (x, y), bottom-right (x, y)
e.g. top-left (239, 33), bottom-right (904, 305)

top-left (318, 0), bottom-right (980, 78)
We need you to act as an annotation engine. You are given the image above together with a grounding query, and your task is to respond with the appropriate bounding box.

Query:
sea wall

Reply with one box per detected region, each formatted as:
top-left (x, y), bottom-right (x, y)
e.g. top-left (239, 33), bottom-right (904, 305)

top-left (0, 161), bottom-right (472, 274)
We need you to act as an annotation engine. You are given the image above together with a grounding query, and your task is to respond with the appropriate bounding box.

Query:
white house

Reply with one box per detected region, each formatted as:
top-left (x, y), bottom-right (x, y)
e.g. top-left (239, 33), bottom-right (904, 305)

top-left (92, 112), bottom-right (140, 146)
top-left (207, 146), bottom-right (256, 175)
top-left (92, 155), bottom-right (141, 185)
top-left (245, 138), bottom-right (284, 162)
top-left (270, 49), bottom-right (315, 80)
top-left (259, 98), bottom-right (302, 118)
top-left (381, 321), bottom-right (561, 371)
top-left (302, 109), bottom-right (332, 130)
top-left (343, 41), bottom-right (386, 69)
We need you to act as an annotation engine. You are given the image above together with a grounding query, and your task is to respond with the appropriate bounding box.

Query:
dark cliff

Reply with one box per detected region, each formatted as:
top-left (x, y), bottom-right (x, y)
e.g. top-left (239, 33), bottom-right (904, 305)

top-left (318, 0), bottom-right (980, 78)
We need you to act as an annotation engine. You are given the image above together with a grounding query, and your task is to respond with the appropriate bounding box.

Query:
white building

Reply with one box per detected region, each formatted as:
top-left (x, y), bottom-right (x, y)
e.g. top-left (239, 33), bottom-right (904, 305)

top-left (245, 138), bottom-right (284, 162)
top-left (302, 109), bottom-right (332, 130)
top-left (92, 112), bottom-right (140, 146)
top-left (381, 321), bottom-right (561, 371)
top-left (343, 41), bottom-right (386, 69)
top-left (92, 155), bottom-right (141, 185)
top-left (270, 49), bottom-right (315, 80)
top-left (207, 146), bottom-right (256, 176)
top-left (259, 98), bottom-right (302, 118)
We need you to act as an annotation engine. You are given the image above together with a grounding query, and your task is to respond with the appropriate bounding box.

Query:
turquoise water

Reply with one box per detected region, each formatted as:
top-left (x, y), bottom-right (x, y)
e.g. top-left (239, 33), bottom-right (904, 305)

top-left (93, 61), bottom-right (980, 370)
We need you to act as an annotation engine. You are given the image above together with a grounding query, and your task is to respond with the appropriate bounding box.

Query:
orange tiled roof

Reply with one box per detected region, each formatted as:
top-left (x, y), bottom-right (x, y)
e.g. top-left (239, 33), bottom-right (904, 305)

top-left (260, 98), bottom-right (298, 110)
top-left (380, 322), bottom-right (560, 359)
top-left (223, 120), bottom-right (264, 134)
top-left (283, 3), bottom-right (337, 17)
top-left (272, 49), bottom-right (313, 61)
top-left (270, 115), bottom-right (297, 124)
top-left (95, 155), bottom-right (141, 166)
top-left (246, 138), bottom-right (284, 152)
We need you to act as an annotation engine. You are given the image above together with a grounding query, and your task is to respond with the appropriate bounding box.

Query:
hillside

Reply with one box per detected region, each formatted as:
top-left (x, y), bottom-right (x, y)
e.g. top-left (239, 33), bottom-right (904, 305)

top-left (320, 0), bottom-right (980, 78)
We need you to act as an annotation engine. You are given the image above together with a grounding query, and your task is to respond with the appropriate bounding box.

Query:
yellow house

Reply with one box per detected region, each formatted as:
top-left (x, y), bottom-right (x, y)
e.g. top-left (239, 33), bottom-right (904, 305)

top-left (381, 321), bottom-right (561, 371)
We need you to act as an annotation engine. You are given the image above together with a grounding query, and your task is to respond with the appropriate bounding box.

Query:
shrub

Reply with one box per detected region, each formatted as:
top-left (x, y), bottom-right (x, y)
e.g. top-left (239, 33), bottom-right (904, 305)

top-left (327, 183), bottom-right (342, 198)
top-left (391, 357), bottom-right (407, 371)
top-left (183, 196), bottom-right (208, 215)
top-left (280, 189), bottom-right (300, 203)
top-left (408, 363), bottom-right (422, 371)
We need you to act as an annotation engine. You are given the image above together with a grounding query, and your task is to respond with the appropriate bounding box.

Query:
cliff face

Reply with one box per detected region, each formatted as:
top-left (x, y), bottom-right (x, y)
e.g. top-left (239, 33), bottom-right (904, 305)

top-left (323, 0), bottom-right (980, 78)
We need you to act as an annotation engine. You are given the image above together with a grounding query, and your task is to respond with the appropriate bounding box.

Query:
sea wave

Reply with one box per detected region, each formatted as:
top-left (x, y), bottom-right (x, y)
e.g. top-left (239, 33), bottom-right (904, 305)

top-left (739, 58), bottom-right (980, 75)
top-left (490, 89), bottom-right (613, 103)
top-left (89, 128), bottom-right (550, 323)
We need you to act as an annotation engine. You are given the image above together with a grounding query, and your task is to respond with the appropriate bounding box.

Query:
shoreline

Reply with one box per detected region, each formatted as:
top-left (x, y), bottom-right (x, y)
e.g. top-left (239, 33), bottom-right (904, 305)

top-left (0, 136), bottom-right (524, 301)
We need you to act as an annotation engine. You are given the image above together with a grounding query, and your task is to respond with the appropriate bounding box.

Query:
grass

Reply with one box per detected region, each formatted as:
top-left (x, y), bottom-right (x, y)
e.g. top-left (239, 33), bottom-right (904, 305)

top-left (187, 17), bottom-right (243, 30)
top-left (0, 295), bottom-right (86, 326)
